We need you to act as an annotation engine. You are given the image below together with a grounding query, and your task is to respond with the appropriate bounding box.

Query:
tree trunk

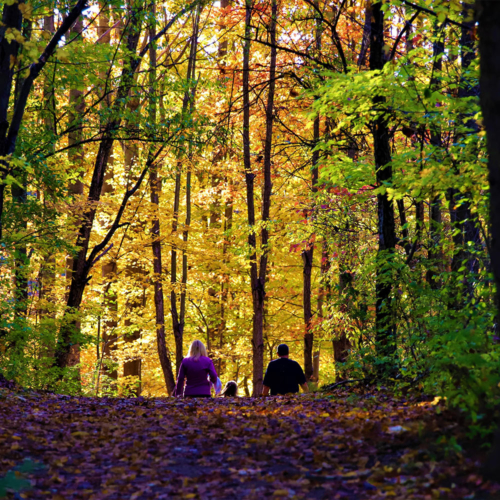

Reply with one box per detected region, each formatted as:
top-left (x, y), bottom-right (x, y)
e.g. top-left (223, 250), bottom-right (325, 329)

top-left (98, 2), bottom-right (118, 383)
top-left (242, 0), bottom-right (259, 396)
top-left (243, 0), bottom-right (277, 396)
top-left (56, 6), bottom-right (143, 370)
top-left (148, 3), bottom-right (176, 395)
top-left (0, 0), bottom-right (24, 242)
top-left (451, 3), bottom-right (481, 285)
top-left (11, 19), bottom-right (32, 333)
top-left (397, 199), bottom-right (410, 255)
top-left (427, 23), bottom-right (444, 288)
top-left (121, 106), bottom-right (143, 395)
top-left (256, 0), bottom-right (277, 395)
top-left (170, 11), bottom-right (200, 376)
top-left (63, 14), bottom-right (86, 372)
top-left (37, 13), bottom-right (57, 330)
top-left (357, 0), bottom-right (372, 67)
top-left (370, 2), bottom-right (397, 368)
top-left (477, 0), bottom-right (500, 480)
top-left (303, 10), bottom-right (322, 382)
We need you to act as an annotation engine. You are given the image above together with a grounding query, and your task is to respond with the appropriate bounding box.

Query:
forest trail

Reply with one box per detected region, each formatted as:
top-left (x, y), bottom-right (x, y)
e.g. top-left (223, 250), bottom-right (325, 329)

top-left (0, 387), bottom-right (496, 500)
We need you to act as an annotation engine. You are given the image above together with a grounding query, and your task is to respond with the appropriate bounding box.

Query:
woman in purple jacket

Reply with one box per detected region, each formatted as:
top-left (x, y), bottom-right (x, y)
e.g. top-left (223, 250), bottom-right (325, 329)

top-left (174, 340), bottom-right (218, 397)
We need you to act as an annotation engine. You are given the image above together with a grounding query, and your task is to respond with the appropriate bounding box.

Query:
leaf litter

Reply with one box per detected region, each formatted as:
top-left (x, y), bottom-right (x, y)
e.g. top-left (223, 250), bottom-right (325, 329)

top-left (0, 384), bottom-right (499, 499)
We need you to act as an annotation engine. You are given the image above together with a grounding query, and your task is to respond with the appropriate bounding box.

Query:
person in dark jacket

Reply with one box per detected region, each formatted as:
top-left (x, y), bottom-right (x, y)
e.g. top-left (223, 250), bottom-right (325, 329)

top-left (262, 344), bottom-right (308, 396)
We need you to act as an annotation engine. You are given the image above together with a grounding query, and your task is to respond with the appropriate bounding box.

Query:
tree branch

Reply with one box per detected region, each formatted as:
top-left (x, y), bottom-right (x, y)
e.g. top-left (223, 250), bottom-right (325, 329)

top-left (3, 0), bottom-right (89, 156)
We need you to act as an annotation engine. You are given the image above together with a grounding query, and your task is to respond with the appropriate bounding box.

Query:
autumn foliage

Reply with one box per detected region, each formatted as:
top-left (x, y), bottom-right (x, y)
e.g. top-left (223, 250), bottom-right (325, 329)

top-left (0, 0), bottom-right (500, 468)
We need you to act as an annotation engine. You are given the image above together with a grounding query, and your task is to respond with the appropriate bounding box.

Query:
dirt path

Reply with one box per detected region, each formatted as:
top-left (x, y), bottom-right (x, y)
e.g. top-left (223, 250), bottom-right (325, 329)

top-left (0, 389), bottom-right (497, 499)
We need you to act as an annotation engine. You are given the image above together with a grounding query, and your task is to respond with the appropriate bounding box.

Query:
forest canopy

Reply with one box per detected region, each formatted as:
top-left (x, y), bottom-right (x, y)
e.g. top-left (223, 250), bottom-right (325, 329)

top-left (0, 0), bottom-right (498, 431)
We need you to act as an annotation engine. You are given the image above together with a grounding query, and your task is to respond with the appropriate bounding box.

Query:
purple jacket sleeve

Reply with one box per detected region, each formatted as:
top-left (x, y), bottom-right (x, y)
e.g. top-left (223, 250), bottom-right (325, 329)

top-left (208, 359), bottom-right (218, 384)
top-left (174, 361), bottom-right (186, 397)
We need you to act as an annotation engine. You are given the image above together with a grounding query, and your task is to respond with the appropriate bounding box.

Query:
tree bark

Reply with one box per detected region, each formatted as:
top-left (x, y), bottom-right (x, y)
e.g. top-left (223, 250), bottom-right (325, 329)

top-left (477, 0), bottom-right (500, 480)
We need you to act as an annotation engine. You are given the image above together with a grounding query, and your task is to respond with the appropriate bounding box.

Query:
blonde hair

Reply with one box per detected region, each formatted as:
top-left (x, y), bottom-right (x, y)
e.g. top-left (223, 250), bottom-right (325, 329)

top-left (187, 340), bottom-right (208, 361)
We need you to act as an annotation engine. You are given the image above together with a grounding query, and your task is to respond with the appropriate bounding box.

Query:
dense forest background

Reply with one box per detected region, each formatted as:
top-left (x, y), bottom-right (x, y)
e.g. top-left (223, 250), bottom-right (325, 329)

top-left (1, 0), bottom-right (498, 432)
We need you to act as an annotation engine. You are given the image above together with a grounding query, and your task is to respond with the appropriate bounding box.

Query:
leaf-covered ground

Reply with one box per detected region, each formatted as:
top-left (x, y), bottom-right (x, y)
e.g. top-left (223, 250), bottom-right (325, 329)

top-left (1, 385), bottom-right (498, 499)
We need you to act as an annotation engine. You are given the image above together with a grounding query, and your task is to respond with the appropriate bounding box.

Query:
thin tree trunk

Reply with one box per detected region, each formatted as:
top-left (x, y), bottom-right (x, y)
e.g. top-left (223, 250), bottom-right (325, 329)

top-left (370, 2), bottom-right (397, 369)
top-left (397, 199), bottom-right (410, 255)
top-left (357, 0), bottom-right (372, 67)
top-left (215, 0), bottom-right (233, 353)
top-left (302, 7), bottom-right (322, 381)
top-left (242, 0), bottom-right (260, 395)
top-left (98, 2), bottom-right (118, 383)
top-left (38, 13), bottom-right (56, 330)
top-left (122, 99), bottom-right (143, 395)
top-left (170, 11), bottom-right (200, 376)
top-left (63, 14), bottom-right (86, 371)
top-left (148, 3), bottom-right (176, 395)
top-left (256, 0), bottom-right (277, 396)
top-left (11, 19), bottom-right (32, 331)
top-left (243, 0), bottom-right (277, 396)
top-left (427, 23), bottom-right (444, 288)
top-left (180, 6), bottom-right (200, 357)
top-left (450, 3), bottom-right (481, 286)
top-left (0, 0), bottom-right (24, 242)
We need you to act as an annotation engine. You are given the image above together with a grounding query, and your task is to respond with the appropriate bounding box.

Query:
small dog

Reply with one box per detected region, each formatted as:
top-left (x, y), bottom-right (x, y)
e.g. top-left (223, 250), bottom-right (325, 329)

top-left (221, 381), bottom-right (238, 397)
